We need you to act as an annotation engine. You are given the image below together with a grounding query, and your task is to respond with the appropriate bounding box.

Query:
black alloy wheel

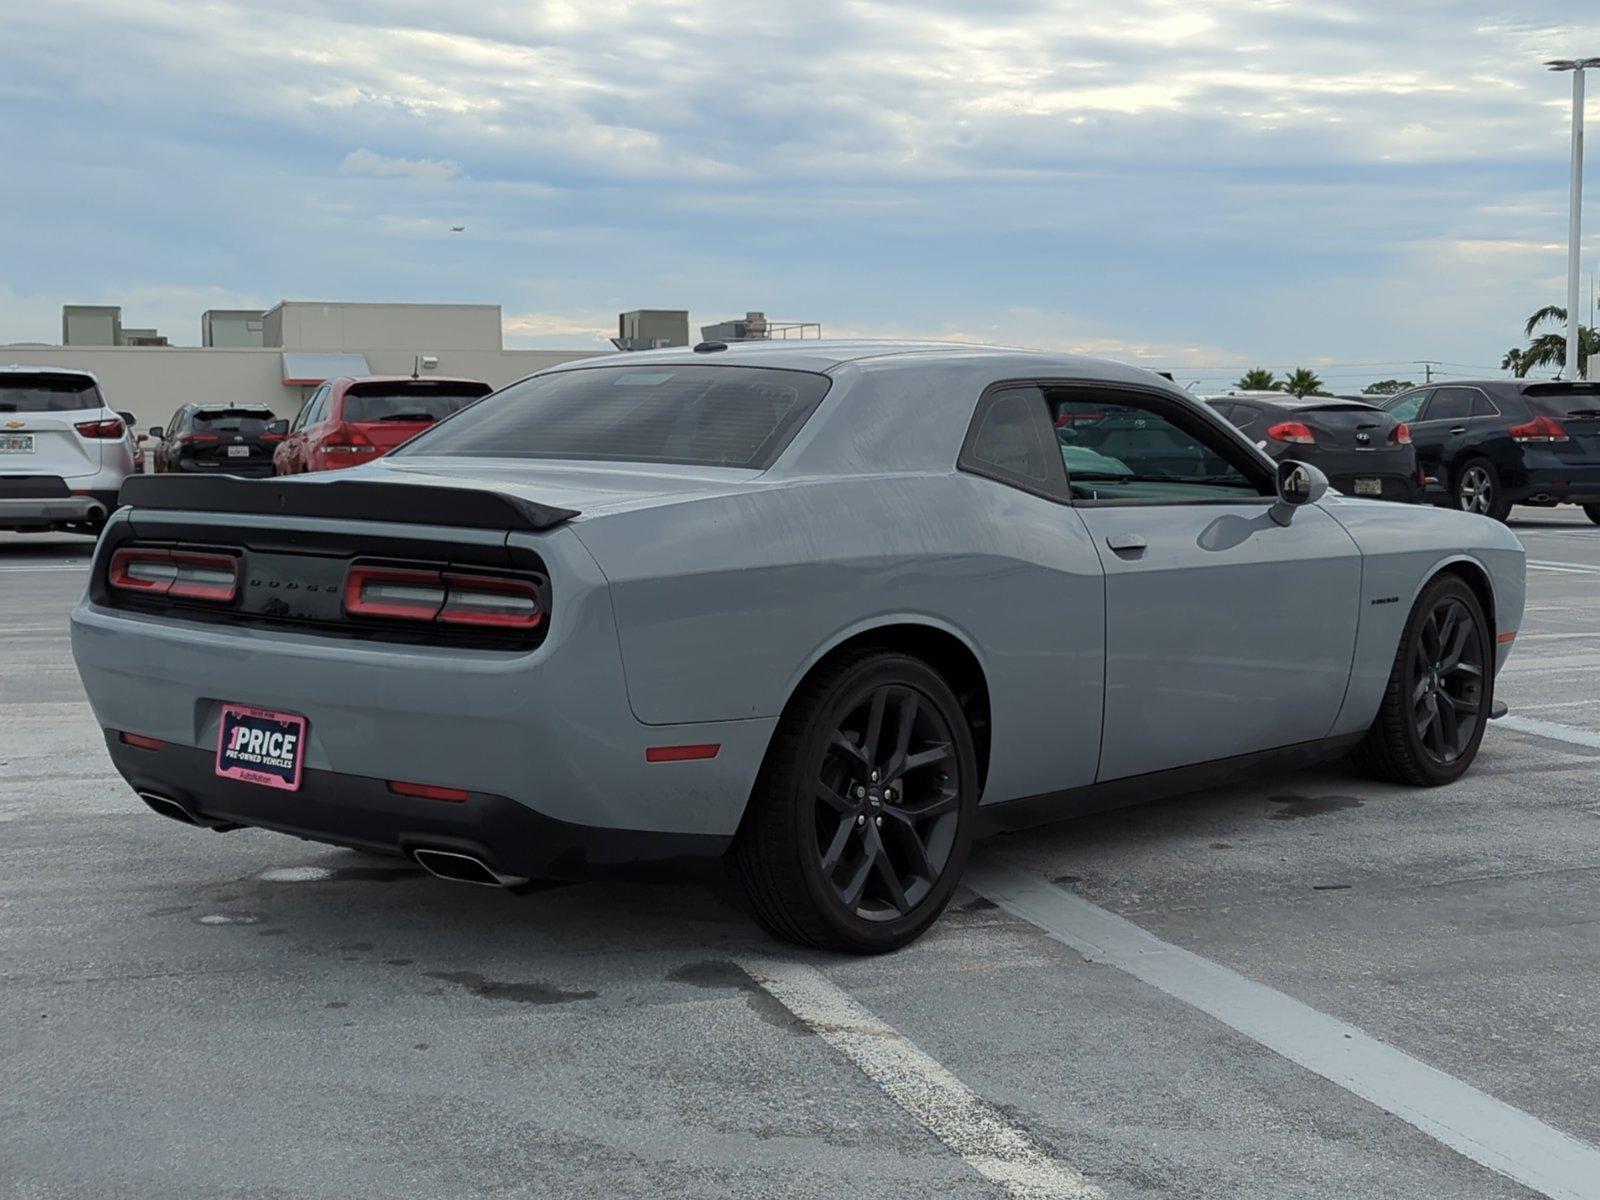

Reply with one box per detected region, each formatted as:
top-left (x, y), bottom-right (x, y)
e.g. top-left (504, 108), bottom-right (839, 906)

top-left (728, 650), bottom-right (978, 953)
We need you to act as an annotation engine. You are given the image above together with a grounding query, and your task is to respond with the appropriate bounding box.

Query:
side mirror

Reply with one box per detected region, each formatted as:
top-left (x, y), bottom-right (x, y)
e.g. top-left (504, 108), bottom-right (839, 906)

top-left (149, 426), bottom-right (164, 440)
top-left (1270, 460), bottom-right (1328, 526)
top-left (117, 411), bottom-right (137, 426)
top-left (267, 418), bottom-right (290, 435)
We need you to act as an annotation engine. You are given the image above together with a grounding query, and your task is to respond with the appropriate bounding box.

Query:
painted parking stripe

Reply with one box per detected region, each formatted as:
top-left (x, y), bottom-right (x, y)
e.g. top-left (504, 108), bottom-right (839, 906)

top-left (740, 957), bottom-right (1102, 1200)
top-left (1527, 560), bottom-right (1600, 576)
top-left (1496, 715), bottom-right (1600, 752)
top-left (0, 563), bottom-right (89, 573)
top-left (966, 863), bottom-right (1600, 1200)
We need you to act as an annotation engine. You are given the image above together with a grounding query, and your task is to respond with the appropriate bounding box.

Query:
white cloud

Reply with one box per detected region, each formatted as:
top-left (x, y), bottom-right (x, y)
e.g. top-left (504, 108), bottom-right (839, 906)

top-left (339, 148), bottom-right (461, 183)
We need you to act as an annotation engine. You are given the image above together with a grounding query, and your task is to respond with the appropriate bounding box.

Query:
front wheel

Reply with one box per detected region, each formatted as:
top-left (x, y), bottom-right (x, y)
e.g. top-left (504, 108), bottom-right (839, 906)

top-left (727, 650), bottom-right (978, 953)
top-left (1584, 503), bottom-right (1600, 526)
top-left (1353, 574), bottom-right (1493, 786)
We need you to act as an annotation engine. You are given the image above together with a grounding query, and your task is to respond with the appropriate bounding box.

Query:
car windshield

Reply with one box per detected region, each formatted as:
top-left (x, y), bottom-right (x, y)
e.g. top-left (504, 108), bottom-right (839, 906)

top-left (343, 382), bottom-right (491, 423)
top-left (399, 365), bottom-right (832, 469)
top-left (0, 373), bottom-right (101, 412)
top-left (192, 409), bottom-right (276, 436)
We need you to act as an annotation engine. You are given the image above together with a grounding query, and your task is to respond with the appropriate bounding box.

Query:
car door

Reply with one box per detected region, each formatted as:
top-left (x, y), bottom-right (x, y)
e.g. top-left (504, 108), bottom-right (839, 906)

top-left (282, 385), bottom-right (326, 473)
top-left (1407, 388), bottom-right (1480, 485)
top-left (156, 408), bottom-right (186, 472)
top-left (1055, 383), bottom-right (1363, 781)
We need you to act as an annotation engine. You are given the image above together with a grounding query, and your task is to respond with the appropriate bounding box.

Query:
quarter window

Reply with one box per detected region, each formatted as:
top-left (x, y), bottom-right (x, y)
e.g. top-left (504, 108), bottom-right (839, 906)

top-left (966, 387), bottom-right (1054, 485)
top-left (1422, 388), bottom-right (1474, 422)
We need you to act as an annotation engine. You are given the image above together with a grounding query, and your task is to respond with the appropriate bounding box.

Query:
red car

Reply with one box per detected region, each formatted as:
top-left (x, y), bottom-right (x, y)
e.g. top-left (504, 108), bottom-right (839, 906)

top-left (273, 375), bottom-right (493, 475)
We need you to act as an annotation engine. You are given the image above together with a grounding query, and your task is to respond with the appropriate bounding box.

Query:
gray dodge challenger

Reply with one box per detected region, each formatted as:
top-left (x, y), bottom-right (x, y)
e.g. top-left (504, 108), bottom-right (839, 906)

top-left (71, 341), bottom-right (1526, 952)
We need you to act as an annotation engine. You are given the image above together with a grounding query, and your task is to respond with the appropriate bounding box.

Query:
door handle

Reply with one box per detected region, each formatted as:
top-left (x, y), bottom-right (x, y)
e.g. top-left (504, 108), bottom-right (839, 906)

top-left (1106, 533), bottom-right (1147, 553)
top-left (1449, 426), bottom-right (1467, 435)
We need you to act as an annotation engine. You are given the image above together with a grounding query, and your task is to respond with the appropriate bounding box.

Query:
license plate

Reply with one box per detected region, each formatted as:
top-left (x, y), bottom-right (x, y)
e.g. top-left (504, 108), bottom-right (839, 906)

top-left (0, 433), bottom-right (34, 453)
top-left (215, 704), bottom-right (307, 791)
top-left (1354, 477), bottom-right (1383, 496)
top-left (227, 445), bottom-right (250, 457)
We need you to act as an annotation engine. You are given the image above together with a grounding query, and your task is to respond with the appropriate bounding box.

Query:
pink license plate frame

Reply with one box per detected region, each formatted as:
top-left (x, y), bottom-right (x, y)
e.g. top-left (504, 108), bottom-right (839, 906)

top-left (215, 704), bottom-right (308, 791)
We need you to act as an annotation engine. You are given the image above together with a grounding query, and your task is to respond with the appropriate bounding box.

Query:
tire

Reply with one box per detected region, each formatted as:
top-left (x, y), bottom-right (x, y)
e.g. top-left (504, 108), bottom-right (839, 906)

top-left (1454, 458), bottom-right (1511, 522)
top-left (1584, 503), bottom-right (1600, 526)
top-left (727, 649), bottom-right (979, 953)
top-left (1353, 574), bottom-right (1493, 786)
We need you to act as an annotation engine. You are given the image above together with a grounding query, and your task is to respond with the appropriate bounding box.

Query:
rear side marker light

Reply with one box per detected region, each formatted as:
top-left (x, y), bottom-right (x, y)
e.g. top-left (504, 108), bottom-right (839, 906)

top-left (75, 418), bottom-right (126, 439)
top-left (344, 567), bottom-right (543, 629)
top-left (109, 548), bottom-right (239, 603)
top-left (1497, 631), bottom-right (1517, 645)
top-left (388, 780), bottom-right (470, 803)
top-left (1266, 421), bottom-right (1316, 445)
top-left (119, 732), bottom-right (164, 750)
top-left (645, 743), bottom-right (721, 763)
top-left (1508, 415), bottom-right (1569, 444)
top-left (1391, 422), bottom-right (1412, 445)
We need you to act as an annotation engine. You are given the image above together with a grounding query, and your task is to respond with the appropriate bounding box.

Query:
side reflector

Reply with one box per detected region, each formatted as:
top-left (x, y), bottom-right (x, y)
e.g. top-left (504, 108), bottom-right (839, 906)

top-left (1497, 631), bottom-right (1517, 645)
top-left (645, 743), bottom-right (721, 763)
top-left (119, 731), bottom-right (164, 750)
top-left (388, 780), bottom-right (471, 803)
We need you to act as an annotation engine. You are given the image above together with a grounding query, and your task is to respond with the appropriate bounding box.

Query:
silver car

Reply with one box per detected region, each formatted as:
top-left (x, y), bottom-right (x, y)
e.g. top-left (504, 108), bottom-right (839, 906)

top-left (1, 365), bottom-right (136, 532)
top-left (70, 342), bottom-right (1525, 951)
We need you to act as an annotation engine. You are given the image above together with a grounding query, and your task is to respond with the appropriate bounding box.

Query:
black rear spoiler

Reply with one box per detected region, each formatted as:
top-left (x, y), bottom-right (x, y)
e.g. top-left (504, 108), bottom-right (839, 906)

top-left (117, 475), bottom-right (579, 533)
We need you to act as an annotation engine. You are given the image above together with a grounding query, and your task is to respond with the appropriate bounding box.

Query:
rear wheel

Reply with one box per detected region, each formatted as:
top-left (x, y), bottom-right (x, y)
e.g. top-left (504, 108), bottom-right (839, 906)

top-left (1584, 503), bottom-right (1600, 526)
top-left (1455, 458), bottom-right (1511, 522)
top-left (1353, 574), bottom-right (1492, 786)
top-left (727, 650), bottom-right (978, 953)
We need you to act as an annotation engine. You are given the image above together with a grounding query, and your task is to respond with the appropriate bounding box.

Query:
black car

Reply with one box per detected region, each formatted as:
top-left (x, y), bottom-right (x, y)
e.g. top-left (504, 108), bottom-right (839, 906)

top-left (150, 404), bottom-right (288, 478)
top-left (1204, 392), bottom-right (1421, 503)
top-left (1378, 380), bottom-right (1600, 522)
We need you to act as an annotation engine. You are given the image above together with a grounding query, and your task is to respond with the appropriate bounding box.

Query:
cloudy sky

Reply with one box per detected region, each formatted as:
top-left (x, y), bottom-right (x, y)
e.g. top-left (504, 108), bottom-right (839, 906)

top-left (2, 1), bottom-right (1597, 390)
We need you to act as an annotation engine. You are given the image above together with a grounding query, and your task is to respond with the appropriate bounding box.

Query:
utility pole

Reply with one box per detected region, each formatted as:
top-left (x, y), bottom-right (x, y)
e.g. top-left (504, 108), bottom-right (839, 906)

top-left (1548, 59), bottom-right (1599, 379)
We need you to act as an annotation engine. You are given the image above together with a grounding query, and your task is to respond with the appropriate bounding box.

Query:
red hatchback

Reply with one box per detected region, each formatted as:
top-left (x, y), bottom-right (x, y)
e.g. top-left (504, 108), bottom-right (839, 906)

top-left (273, 375), bottom-right (493, 475)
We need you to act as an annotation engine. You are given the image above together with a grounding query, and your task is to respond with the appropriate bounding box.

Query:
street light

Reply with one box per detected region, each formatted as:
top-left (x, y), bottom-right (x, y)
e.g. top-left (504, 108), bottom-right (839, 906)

top-left (1547, 58), bottom-right (1600, 380)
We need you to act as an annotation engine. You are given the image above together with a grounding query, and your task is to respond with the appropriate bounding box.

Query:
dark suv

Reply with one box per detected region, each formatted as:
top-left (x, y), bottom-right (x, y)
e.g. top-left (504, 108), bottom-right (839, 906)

top-left (1379, 380), bottom-right (1600, 522)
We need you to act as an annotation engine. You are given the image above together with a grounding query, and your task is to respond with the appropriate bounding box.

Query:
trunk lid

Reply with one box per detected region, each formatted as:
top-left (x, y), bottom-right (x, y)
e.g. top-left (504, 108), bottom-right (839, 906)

top-left (0, 408), bottom-right (103, 478)
top-left (1527, 385), bottom-right (1600, 461)
top-left (1294, 403), bottom-right (1399, 451)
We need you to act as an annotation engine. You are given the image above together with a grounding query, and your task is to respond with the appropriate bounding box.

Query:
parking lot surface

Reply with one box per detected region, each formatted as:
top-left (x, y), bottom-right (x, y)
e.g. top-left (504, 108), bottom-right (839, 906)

top-left (4, 511), bottom-right (1599, 1199)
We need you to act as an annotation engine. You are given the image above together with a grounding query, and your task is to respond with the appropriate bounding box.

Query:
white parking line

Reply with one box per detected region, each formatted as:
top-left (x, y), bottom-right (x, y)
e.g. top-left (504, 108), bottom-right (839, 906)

top-left (1527, 560), bottom-right (1600, 576)
top-left (740, 957), bottom-right (1102, 1200)
top-left (966, 863), bottom-right (1600, 1200)
top-left (1496, 715), bottom-right (1600, 752)
top-left (0, 563), bottom-right (89, 573)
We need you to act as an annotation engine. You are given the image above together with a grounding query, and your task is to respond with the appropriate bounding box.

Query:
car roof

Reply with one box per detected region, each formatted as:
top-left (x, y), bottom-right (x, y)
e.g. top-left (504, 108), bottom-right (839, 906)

top-left (0, 363), bottom-right (101, 384)
top-left (331, 374), bottom-right (490, 387)
top-left (541, 338), bottom-right (1102, 375)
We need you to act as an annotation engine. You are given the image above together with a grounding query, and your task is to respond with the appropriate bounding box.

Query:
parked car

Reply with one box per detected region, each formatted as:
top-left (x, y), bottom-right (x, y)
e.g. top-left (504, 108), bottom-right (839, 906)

top-left (150, 404), bottom-right (286, 477)
top-left (273, 375), bottom-right (492, 475)
top-left (72, 342), bottom-right (1524, 952)
top-left (1377, 380), bottom-right (1600, 522)
top-left (1203, 391), bottom-right (1422, 503)
top-left (0, 365), bottom-right (135, 532)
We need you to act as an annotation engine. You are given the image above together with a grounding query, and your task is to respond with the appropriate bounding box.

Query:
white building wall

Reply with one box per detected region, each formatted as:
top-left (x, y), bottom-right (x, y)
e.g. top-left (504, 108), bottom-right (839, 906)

top-left (265, 302), bottom-right (504, 352)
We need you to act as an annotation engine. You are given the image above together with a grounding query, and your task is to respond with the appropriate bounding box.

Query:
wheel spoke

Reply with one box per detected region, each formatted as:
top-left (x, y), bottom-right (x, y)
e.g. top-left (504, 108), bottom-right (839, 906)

top-left (1419, 613), bottom-right (1442, 662)
top-left (868, 829), bottom-right (909, 914)
top-left (892, 791), bottom-right (959, 821)
top-left (829, 733), bottom-right (869, 770)
top-left (884, 743), bottom-right (951, 785)
top-left (884, 818), bottom-right (934, 881)
top-left (1436, 692), bottom-right (1460, 755)
top-left (839, 852), bottom-right (873, 910)
top-left (862, 688), bottom-right (888, 764)
top-left (816, 781), bottom-right (851, 813)
top-left (820, 814), bottom-right (855, 872)
top-left (1415, 692), bottom-right (1439, 745)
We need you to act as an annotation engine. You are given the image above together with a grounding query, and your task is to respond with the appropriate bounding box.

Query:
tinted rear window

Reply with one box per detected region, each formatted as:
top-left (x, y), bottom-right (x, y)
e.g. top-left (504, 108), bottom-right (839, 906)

top-left (400, 365), bottom-right (831, 468)
top-left (0, 373), bottom-right (101, 412)
top-left (1525, 384), bottom-right (1600, 418)
top-left (192, 409), bottom-right (275, 436)
top-left (343, 382), bottom-right (491, 424)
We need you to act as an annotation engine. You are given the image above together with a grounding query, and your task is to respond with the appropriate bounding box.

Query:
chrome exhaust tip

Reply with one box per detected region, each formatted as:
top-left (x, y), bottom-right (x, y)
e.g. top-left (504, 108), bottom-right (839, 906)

top-left (137, 791), bottom-right (240, 831)
top-left (411, 847), bottom-right (528, 889)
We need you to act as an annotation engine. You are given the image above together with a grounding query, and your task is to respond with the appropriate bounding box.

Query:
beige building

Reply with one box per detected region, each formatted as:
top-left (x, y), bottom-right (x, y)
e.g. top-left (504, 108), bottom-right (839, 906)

top-left (4, 300), bottom-right (601, 432)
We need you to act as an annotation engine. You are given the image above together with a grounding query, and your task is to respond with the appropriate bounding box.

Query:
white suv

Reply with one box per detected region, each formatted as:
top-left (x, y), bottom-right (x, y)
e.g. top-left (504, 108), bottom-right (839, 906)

top-left (0, 366), bottom-right (137, 533)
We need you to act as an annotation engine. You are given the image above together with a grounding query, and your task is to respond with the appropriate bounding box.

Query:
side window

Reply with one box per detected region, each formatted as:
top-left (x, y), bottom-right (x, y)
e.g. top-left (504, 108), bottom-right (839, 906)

top-left (1422, 387), bottom-right (1473, 422)
top-left (296, 385), bottom-right (327, 430)
top-left (168, 408), bottom-right (186, 436)
top-left (1386, 390), bottom-right (1430, 422)
top-left (958, 386), bottom-right (1065, 499)
top-left (1470, 391), bottom-right (1499, 418)
top-left (1207, 403), bottom-right (1243, 426)
top-left (1049, 388), bottom-right (1270, 503)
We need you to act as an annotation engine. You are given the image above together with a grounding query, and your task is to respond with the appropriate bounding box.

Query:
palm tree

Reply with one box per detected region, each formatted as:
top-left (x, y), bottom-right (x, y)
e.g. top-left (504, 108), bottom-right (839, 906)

top-left (1504, 305), bottom-right (1596, 377)
top-left (1234, 368), bottom-right (1278, 391)
top-left (1280, 368), bottom-right (1326, 397)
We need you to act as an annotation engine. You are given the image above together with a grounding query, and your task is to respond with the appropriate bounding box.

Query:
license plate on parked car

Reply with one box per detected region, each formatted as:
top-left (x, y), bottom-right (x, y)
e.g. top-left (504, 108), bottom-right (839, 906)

top-left (215, 704), bottom-right (307, 791)
top-left (227, 445), bottom-right (250, 457)
top-left (1354, 478), bottom-right (1382, 496)
top-left (0, 433), bottom-right (34, 453)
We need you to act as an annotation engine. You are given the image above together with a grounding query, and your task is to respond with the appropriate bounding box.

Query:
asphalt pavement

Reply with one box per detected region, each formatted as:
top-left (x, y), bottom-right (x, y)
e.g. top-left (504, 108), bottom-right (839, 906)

top-left (4, 508), bottom-right (1599, 1199)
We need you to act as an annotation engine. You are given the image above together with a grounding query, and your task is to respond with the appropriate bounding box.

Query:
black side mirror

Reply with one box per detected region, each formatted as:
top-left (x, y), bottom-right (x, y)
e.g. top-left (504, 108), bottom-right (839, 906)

top-left (117, 411), bottom-right (137, 426)
top-left (149, 426), bottom-right (164, 440)
top-left (267, 418), bottom-right (290, 436)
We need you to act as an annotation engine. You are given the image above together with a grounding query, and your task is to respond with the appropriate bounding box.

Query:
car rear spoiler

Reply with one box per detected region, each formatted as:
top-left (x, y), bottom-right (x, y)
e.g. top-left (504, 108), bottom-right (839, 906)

top-left (117, 475), bottom-right (579, 533)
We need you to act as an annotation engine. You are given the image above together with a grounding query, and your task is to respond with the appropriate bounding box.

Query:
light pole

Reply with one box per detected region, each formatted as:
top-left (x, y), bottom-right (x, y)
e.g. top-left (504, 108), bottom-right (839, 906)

top-left (1547, 58), bottom-right (1600, 379)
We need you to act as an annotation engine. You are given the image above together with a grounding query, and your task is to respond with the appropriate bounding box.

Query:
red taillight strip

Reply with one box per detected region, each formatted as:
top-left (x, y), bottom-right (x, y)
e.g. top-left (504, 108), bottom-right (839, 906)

top-left (344, 567), bottom-right (447, 620)
top-left (645, 743), bottom-right (721, 763)
top-left (109, 548), bottom-right (238, 603)
top-left (388, 780), bottom-right (471, 802)
top-left (439, 573), bottom-right (543, 628)
top-left (119, 731), bottom-right (164, 750)
top-left (75, 418), bottom-right (126, 439)
top-left (1265, 421), bottom-right (1316, 445)
top-left (1508, 415), bottom-right (1569, 444)
top-left (344, 566), bottom-right (543, 630)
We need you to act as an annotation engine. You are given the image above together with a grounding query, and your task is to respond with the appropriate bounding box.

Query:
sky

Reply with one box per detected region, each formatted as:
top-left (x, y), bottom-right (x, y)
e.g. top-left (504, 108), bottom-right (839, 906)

top-left (2, 0), bottom-right (1597, 392)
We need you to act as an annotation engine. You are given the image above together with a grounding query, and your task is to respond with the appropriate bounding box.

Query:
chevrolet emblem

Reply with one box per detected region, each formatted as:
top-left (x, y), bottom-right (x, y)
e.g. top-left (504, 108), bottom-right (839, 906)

top-left (3, 419), bottom-right (23, 429)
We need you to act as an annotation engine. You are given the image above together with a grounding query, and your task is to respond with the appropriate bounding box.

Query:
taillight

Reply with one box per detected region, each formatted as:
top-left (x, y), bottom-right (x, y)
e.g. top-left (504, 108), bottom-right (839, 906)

top-left (343, 566), bottom-right (543, 630)
top-left (175, 433), bottom-right (220, 447)
top-left (324, 425), bottom-right (377, 455)
top-left (109, 548), bottom-right (239, 602)
top-left (75, 418), bottom-right (126, 439)
top-left (1391, 422), bottom-right (1412, 445)
top-left (1508, 414), bottom-right (1569, 443)
top-left (1265, 421), bottom-right (1316, 445)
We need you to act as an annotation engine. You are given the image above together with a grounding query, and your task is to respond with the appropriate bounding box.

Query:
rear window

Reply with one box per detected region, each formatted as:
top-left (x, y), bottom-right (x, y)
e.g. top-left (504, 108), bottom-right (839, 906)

top-left (399, 365), bottom-right (832, 469)
top-left (1524, 384), bottom-right (1600, 419)
top-left (342, 381), bottom-right (491, 424)
top-left (192, 409), bottom-right (276, 436)
top-left (0, 373), bottom-right (101, 413)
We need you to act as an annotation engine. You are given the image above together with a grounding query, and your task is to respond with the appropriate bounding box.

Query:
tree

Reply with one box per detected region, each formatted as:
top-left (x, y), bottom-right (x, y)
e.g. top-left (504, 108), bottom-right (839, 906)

top-left (1502, 305), bottom-right (1596, 377)
top-left (1234, 368), bottom-right (1279, 391)
top-left (1280, 368), bottom-right (1327, 397)
top-left (1362, 379), bottom-right (1413, 396)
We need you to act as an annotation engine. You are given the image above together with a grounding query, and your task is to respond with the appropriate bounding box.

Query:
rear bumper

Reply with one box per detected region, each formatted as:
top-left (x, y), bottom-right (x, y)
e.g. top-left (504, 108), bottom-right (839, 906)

top-left (1507, 458), bottom-right (1600, 504)
top-left (0, 477), bottom-right (111, 527)
top-left (107, 734), bottom-right (729, 880)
